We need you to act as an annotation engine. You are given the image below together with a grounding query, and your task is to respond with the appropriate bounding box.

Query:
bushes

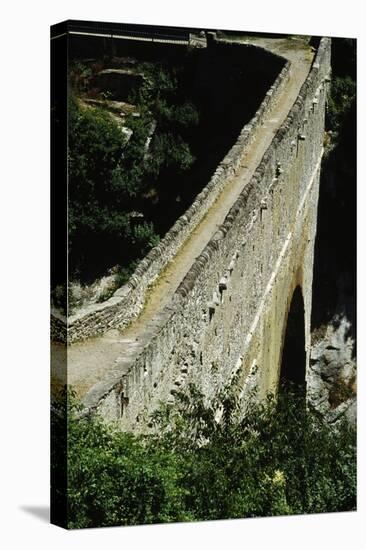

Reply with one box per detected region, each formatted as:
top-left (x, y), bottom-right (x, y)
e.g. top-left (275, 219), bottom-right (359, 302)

top-left (326, 38), bottom-right (356, 137)
top-left (68, 59), bottom-right (199, 285)
top-left (51, 386), bottom-right (356, 528)
top-left (55, 393), bottom-right (191, 528)
top-left (68, 96), bottom-right (159, 282)
top-left (327, 76), bottom-right (356, 134)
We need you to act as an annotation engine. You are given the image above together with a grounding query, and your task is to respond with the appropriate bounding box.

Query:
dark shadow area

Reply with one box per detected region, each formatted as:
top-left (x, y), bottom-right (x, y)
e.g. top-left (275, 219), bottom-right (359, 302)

top-left (68, 35), bottom-right (284, 283)
top-left (20, 505), bottom-right (50, 523)
top-left (311, 38), bottom-right (356, 355)
top-left (147, 43), bottom-right (283, 236)
top-left (280, 286), bottom-right (306, 392)
top-left (309, 36), bottom-right (321, 49)
top-left (51, 29), bottom-right (67, 301)
top-left (331, 38), bottom-right (356, 81)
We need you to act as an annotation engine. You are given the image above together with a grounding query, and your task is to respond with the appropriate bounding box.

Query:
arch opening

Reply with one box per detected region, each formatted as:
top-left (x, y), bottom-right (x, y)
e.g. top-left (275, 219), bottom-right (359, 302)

top-left (279, 286), bottom-right (306, 393)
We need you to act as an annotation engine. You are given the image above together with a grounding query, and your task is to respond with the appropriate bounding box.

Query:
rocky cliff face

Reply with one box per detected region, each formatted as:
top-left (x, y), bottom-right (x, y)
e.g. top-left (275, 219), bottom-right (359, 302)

top-left (309, 316), bottom-right (356, 424)
top-left (310, 85), bottom-right (356, 424)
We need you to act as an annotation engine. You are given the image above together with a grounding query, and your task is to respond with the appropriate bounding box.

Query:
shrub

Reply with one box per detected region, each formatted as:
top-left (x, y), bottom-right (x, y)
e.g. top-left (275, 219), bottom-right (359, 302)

top-left (68, 97), bottom-right (159, 281)
top-left (68, 59), bottom-right (199, 284)
top-left (51, 384), bottom-right (356, 528)
top-left (327, 76), bottom-right (356, 134)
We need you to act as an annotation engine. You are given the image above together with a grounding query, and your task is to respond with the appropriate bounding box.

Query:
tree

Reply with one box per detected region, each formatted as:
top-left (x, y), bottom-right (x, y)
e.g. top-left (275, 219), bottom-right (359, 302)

top-left (68, 96), bottom-right (158, 282)
top-left (51, 383), bottom-right (356, 528)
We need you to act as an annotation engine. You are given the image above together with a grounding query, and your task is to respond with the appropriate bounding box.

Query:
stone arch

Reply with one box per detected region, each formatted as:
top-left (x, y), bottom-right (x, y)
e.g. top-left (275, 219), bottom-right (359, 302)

top-left (279, 285), bottom-right (306, 392)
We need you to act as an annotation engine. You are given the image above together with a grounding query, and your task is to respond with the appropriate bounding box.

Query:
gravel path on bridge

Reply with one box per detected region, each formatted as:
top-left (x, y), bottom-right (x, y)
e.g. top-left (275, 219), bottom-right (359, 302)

top-left (60, 37), bottom-right (314, 399)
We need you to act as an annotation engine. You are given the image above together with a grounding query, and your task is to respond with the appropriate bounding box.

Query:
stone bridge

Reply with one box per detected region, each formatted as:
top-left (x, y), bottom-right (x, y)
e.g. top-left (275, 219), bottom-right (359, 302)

top-left (52, 35), bottom-right (331, 431)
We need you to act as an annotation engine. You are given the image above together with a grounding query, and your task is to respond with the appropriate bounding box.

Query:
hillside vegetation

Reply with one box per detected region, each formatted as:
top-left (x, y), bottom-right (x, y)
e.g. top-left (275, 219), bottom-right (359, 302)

top-left (68, 62), bottom-right (198, 285)
top-left (52, 385), bottom-right (356, 528)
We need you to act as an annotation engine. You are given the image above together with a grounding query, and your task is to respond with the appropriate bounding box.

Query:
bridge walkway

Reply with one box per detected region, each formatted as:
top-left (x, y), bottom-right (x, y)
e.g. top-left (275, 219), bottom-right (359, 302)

top-left (63, 37), bottom-right (314, 400)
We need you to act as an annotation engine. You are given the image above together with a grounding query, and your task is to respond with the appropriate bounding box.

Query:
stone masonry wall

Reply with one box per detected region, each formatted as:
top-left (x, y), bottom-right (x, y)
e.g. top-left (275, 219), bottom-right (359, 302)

top-left (84, 38), bottom-right (331, 431)
top-left (51, 44), bottom-right (290, 343)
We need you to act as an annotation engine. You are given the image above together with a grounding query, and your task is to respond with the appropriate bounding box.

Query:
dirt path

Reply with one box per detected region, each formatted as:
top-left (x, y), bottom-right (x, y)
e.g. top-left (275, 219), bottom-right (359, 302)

top-left (59, 37), bottom-right (314, 399)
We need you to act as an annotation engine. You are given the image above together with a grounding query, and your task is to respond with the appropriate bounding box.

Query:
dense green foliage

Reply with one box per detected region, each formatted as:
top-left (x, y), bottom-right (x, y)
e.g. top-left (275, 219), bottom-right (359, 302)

top-left (68, 96), bottom-right (159, 282)
top-left (326, 38), bottom-right (356, 136)
top-left (327, 75), bottom-right (356, 134)
top-left (68, 61), bottom-right (199, 283)
top-left (52, 386), bottom-right (356, 529)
